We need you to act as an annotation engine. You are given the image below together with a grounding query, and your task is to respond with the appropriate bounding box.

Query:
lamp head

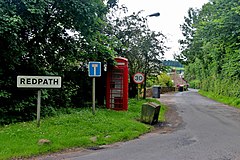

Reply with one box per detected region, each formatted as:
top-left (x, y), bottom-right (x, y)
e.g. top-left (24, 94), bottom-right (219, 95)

top-left (147, 12), bottom-right (160, 17)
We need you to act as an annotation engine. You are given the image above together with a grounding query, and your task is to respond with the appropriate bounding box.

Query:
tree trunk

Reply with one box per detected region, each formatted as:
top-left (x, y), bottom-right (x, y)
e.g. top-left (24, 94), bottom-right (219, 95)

top-left (129, 75), bottom-right (138, 98)
top-left (143, 72), bottom-right (147, 99)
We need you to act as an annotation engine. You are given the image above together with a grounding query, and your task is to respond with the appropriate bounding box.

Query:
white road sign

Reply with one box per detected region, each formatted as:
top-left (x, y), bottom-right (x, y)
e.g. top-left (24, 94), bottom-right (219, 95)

top-left (17, 76), bottom-right (62, 88)
top-left (133, 72), bottom-right (144, 84)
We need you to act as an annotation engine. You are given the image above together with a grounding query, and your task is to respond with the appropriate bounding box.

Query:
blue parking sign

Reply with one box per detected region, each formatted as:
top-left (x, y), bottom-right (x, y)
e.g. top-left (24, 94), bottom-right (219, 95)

top-left (88, 62), bottom-right (101, 77)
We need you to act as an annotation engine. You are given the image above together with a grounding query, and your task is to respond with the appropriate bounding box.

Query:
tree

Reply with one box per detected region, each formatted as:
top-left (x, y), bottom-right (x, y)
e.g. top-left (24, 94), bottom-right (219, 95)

top-left (107, 8), bottom-right (168, 98)
top-left (157, 73), bottom-right (173, 87)
top-left (176, 7), bottom-right (200, 64)
top-left (178, 0), bottom-right (240, 98)
top-left (0, 0), bottom-right (117, 124)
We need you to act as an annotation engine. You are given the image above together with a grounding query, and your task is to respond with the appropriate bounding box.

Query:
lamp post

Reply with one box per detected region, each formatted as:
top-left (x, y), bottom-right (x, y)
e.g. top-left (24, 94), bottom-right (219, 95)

top-left (142, 12), bottom-right (160, 99)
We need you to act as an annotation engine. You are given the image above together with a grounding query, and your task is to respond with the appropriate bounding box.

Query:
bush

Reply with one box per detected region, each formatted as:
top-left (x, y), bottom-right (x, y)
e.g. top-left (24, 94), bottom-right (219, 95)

top-left (147, 73), bottom-right (173, 87)
top-left (0, 71), bottom-right (93, 125)
top-left (189, 80), bottom-right (201, 89)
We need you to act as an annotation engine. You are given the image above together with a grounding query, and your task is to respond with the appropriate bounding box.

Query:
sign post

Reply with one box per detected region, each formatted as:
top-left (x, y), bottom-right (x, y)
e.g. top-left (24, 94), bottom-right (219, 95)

top-left (133, 72), bottom-right (145, 100)
top-left (88, 62), bottom-right (101, 115)
top-left (17, 75), bottom-right (62, 127)
top-left (92, 78), bottom-right (96, 114)
top-left (37, 90), bottom-right (41, 127)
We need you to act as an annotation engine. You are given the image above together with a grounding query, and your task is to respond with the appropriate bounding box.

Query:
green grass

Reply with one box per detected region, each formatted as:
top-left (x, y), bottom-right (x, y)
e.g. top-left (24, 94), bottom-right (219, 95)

top-left (159, 103), bottom-right (167, 122)
top-left (0, 98), bottom-right (166, 160)
top-left (199, 90), bottom-right (240, 109)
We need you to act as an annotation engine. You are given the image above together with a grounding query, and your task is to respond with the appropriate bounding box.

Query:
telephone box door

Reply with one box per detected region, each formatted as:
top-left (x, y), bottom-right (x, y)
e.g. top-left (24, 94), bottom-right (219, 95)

top-left (106, 57), bottom-right (128, 110)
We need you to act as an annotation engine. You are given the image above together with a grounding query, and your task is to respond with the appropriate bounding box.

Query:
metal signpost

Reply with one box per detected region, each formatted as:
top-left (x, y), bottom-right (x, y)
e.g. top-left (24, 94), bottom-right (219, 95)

top-left (88, 62), bottom-right (101, 115)
top-left (133, 72), bottom-right (145, 100)
top-left (17, 76), bottom-right (62, 127)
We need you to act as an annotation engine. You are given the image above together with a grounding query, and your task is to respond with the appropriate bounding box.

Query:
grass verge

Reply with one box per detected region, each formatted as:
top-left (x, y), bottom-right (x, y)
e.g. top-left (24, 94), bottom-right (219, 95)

top-left (198, 90), bottom-right (240, 109)
top-left (0, 98), bottom-right (166, 160)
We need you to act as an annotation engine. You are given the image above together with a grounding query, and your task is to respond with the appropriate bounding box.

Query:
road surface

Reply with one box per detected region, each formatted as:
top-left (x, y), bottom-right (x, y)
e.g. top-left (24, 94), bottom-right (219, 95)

top-left (43, 89), bottom-right (240, 160)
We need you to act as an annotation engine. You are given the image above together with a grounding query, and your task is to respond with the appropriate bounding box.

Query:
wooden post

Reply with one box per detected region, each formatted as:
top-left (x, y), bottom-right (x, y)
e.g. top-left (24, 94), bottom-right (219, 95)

top-left (37, 90), bottom-right (41, 127)
top-left (137, 84), bottom-right (141, 100)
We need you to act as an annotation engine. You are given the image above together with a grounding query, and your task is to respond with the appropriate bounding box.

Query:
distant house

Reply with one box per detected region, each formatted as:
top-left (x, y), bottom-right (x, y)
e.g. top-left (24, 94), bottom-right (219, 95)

top-left (169, 69), bottom-right (187, 88)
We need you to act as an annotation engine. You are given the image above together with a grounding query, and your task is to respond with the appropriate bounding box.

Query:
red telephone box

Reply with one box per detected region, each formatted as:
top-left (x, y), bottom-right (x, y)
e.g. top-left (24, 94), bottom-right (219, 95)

top-left (106, 57), bottom-right (128, 110)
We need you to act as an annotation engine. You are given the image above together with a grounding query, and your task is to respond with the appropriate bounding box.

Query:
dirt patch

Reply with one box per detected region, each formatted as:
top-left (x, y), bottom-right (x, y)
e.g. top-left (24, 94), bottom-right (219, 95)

top-left (152, 92), bottom-right (183, 134)
top-left (152, 104), bottom-right (183, 134)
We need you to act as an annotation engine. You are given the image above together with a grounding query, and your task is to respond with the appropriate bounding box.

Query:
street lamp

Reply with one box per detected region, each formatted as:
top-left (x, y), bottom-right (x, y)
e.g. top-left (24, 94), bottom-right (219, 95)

top-left (147, 12), bottom-right (160, 17)
top-left (142, 12), bottom-right (160, 99)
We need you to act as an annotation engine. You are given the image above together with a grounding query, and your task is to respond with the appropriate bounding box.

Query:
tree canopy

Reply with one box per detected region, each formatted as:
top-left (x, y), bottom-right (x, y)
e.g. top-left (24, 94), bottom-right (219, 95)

top-left (107, 7), bottom-right (168, 98)
top-left (178, 0), bottom-right (240, 98)
top-left (0, 0), bottom-right (117, 124)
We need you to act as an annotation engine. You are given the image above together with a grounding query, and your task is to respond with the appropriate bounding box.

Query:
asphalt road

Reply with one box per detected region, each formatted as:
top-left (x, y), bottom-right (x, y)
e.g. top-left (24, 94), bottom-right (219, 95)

top-left (44, 89), bottom-right (240, 160)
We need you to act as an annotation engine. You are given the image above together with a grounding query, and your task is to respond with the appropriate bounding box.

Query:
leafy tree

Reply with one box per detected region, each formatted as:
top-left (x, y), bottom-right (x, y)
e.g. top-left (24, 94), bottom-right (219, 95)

top-left (176, 8), bottom-right (199, 64)
top-left (146, 73), bottom-right (173, 88)
top-left (178, 0), bottom-right (240, 98)
top-left (107, 8), bottom-right (168, 98)
top-left (157, 73), bottom-right (173, 87)
top-left (0, 0), bottom-right (117, 124)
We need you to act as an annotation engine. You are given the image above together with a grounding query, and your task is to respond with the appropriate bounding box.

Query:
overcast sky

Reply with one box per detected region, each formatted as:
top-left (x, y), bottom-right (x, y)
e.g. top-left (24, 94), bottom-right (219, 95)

top-left (118, 0), bottom-right (209, 60)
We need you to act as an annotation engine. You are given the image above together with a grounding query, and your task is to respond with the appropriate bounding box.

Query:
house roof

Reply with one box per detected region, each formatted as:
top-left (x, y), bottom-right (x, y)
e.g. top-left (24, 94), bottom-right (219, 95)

top-left (169, 70), bottom-right (187, 86)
